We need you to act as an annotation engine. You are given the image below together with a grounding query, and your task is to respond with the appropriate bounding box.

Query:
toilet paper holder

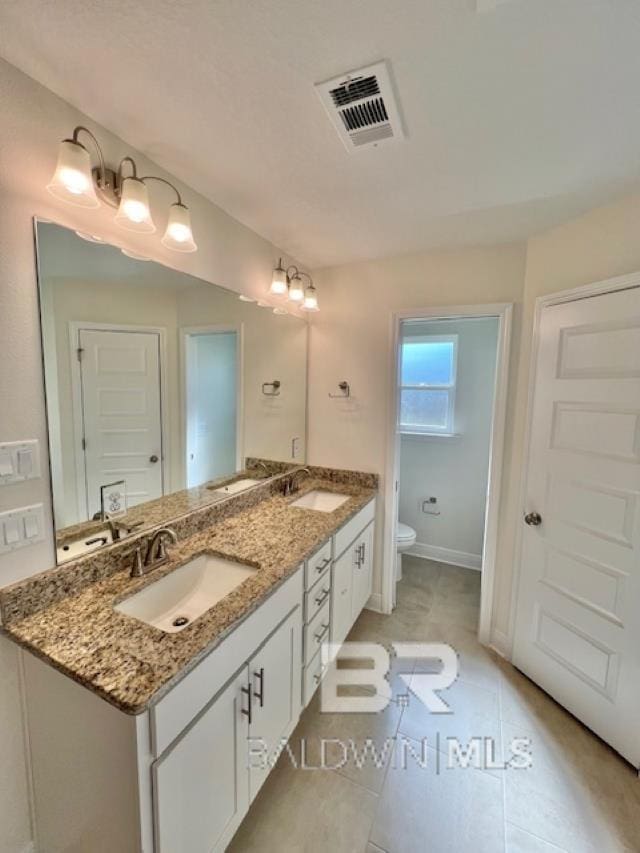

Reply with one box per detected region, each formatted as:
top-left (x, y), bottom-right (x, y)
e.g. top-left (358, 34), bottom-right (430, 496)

top-left (422, 497), bottom-right (440, 516)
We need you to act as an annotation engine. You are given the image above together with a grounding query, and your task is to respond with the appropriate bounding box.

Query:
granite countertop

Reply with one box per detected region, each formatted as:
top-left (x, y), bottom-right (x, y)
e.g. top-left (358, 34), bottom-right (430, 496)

top-left (1, 477), bottom-right (376, 715)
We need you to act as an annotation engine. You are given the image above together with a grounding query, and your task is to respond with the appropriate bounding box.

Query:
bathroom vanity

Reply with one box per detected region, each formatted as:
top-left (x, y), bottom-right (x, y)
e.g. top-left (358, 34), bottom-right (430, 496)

top-left (0, 470), bottom-right (376, 853)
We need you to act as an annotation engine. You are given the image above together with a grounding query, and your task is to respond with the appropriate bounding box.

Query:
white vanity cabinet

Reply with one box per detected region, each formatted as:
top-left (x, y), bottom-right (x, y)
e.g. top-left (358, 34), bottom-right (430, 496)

top-left (303, 497), bottom-right (377, 705)
top-left (19, 497), bottom-right (377, 852)
top-left (331, 502), bottom-right (376, 651)
top-left (154, 606), bottom-right (302, 852)
top-left (22, 566), bottom-right (303, 853)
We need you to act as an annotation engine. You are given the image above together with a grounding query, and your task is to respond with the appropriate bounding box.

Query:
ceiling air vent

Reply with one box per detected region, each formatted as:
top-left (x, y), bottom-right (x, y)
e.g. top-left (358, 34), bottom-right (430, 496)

top-left (315, 61), bottom-right (404, 152)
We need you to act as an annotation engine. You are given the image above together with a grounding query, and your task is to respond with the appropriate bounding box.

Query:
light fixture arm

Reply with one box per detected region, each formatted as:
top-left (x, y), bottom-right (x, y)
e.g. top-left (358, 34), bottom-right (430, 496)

top-left (71, 126), bottom-right (108, 188)
top-left (117, 155), bottom-right (139, 186)
top-left (285, 265), bottom-right (313, 285)
top-left (139, 175), bottom-right (184, 206)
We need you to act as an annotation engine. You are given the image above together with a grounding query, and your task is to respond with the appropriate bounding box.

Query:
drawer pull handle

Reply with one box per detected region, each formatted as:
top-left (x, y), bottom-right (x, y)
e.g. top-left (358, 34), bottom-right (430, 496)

top-left (313, 673), bottom-right (321, 685)
top-left (241, 684), bottom-right (252, 725)
top-left (314, 587), bottom-right (330, 606)
top-left (253, 667), bottom-right (265, 708)
top-left (314, 623), bottom-right (330, 644)
top-left (315, 557), bottom-right (331, 574)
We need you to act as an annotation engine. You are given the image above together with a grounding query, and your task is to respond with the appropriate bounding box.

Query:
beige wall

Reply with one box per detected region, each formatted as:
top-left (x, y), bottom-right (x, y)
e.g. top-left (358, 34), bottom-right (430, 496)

top-left (307, 244), bottom-right (528, 610)
top-left (0, 58), bottom-right (298, 853)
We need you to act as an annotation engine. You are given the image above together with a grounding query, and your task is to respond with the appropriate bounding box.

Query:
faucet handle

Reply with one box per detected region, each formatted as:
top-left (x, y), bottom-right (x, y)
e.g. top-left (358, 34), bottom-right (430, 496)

top-left (131, 544), bottom-right (144, 578)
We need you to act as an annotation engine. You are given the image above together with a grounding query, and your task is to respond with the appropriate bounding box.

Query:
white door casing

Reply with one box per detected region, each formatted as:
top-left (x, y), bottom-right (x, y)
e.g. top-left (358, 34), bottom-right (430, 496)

top-left (75, 327), bottom-right (164, 520)
top-left (513, 283), bottom-right (640, 767)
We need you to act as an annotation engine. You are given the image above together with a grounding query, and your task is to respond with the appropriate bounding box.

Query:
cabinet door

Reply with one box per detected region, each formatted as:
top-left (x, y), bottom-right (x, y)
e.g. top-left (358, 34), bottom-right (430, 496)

top-left (248, 606), bottom-right (302, 800)
top-left (331, 544), bottom-right (356, 649)
top-left (153, 668), bottom-right (249, 853)
top-left (352, 521), bottom-right (374, 619)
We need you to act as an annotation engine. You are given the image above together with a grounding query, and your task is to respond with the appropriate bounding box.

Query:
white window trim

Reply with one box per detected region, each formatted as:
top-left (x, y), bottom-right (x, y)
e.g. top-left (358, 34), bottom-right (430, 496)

top-left (398, 333), bottom-right (458, 436)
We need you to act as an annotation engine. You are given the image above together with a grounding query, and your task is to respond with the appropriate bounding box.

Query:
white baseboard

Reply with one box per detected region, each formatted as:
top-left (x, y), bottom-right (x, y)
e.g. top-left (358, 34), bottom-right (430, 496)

top-left (366, 592), bottom-right (384, 613)
top-left (407, 542), bottom-right (482, 571)
top-left (489, 628), bottom-right (511, 659)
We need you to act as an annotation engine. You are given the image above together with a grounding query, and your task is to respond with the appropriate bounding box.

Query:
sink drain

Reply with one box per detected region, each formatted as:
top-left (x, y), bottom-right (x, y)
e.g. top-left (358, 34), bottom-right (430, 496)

top-left (172, 616), bottom-right (189, 627)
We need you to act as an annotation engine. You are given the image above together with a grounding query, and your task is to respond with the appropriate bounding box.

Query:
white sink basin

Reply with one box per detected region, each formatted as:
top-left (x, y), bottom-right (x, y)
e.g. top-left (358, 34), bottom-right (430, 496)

top-left (210, 478), bottom-right (261, 495)
top-left (115, 553), bottom-right (257, 633)
top-left (290, 489), bottom-right (350, 512)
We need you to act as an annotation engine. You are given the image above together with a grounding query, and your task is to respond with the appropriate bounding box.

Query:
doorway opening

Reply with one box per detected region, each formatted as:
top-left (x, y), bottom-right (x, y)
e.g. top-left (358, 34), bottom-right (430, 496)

top-left (182, 325), bottom-right (242, 488)
top-left (383, 304), bottom-right (512, 646)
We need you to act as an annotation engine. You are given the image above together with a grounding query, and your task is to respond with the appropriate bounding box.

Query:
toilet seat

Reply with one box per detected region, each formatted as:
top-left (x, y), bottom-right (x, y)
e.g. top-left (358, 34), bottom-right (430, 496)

top-left (397, 522), bottom-right (416, 544)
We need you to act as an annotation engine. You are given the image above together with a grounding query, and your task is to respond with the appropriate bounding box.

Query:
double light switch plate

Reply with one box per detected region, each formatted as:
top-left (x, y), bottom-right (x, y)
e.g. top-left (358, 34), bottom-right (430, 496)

top-left (0, 440), bottom-right (41, 484)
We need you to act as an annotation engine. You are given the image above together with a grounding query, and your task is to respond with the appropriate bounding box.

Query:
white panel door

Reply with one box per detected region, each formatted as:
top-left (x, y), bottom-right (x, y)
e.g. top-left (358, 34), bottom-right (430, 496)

top-left (79, 328), bottom-right (163, 519)
top-left (248, 607), bottom-right (302, 801)
top-left (513, 285), bottom-right (640, 766)
top-left (154, 668), bottom-right (250, 853)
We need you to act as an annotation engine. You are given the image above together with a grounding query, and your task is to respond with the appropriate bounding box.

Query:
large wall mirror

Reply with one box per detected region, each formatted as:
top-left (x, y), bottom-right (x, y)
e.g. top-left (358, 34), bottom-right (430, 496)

top-left (35, 220), bottom-right (307, 563)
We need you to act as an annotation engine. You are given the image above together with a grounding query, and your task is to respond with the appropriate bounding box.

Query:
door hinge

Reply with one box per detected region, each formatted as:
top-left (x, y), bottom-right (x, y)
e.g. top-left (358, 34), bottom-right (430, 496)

top-left (76, 347), bottom-right (84, 362)
top-left (81, 437), bottom-right (86, 451)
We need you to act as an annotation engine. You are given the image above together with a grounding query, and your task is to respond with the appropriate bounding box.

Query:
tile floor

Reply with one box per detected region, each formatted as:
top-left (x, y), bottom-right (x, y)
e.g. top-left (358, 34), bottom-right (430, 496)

top-left (229, 557), bottom-right (640, 852)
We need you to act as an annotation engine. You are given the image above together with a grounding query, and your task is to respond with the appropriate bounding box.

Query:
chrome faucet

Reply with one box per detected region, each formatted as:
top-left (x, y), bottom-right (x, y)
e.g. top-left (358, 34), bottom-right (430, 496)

top-left (282, 467), bottom-right (311, 496)
top-left (131, 527), bottom-right (178, 577)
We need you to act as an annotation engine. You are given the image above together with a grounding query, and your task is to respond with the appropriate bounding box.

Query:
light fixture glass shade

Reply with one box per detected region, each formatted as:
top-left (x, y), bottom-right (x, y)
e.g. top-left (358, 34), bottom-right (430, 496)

top-left (115, 178), bottom-right (156, 233)
top-left (47, 139), bottom-right (100, 208)
top-left (288, 274), bottom-right (304, 302)
top-left (161, 203), bottom-right (197, 252)
top-left (301, 284), bottom-right (319, 312)
top-left (270, 261), bottom-right (288, 296)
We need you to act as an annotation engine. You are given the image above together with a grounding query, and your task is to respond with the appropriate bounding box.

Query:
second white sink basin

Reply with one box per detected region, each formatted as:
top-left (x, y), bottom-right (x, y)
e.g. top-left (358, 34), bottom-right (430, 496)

top-left (290, 489), bottom-right (350, 512)
top-left (115, 553), bottom-right (257, 633)
top-left (210, 478), bottom-right (261, 495)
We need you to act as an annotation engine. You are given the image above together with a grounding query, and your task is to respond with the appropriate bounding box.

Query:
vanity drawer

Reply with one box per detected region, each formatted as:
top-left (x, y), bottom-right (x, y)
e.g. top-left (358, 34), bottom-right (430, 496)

top-left (303, 648), bottom-right (324, 706)
top-left (304, 540), bottom-right (332, 589)
top-left (305, 573), bottom-right (331, 624)
top-left (303, 598), bottom-right (330, 666)
top-left (334, 497), bottom-right (376, 559)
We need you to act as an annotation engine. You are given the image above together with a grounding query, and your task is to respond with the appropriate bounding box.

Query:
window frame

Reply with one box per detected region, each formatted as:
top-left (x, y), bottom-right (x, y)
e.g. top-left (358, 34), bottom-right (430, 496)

top-left (398, 333), bottom-right (458, 436)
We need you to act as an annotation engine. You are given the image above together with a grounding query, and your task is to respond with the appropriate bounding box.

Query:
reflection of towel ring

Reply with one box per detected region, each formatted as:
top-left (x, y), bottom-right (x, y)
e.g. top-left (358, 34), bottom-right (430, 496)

top-left (329, 381), bottom-right (350, 398)
top-left (262, 380), bottom-right (281, 397)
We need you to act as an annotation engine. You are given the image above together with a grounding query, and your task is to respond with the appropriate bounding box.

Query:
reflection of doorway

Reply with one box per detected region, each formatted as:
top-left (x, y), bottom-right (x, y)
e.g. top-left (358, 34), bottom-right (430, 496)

top-left (182, 325), bottom-right (242, 488)
top-left (70, 324), bottom-right (165, 521)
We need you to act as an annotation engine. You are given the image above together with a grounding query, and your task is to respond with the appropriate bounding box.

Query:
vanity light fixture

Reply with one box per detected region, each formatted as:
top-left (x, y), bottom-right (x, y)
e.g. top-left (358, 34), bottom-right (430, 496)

top-left (270, 260), bottom-right (320, 311)
top-left (47, 127), bottom-right (198, 253)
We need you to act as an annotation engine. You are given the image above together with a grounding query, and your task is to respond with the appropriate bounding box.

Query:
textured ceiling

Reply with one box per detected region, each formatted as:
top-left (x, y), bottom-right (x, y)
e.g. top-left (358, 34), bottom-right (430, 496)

top-left (2, 0), bottom-right (640, 267)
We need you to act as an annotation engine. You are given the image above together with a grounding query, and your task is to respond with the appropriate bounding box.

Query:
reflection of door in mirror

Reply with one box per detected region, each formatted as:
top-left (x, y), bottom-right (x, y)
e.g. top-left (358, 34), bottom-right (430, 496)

top-left (73, 325), bottom-right (165, 521)
top-left (183, 327), bottom-right (240, 488)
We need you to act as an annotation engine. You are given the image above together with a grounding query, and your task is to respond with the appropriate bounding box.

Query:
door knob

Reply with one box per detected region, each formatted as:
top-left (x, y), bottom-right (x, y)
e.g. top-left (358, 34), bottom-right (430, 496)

top-left (524, 511), bottom-right (542, 526)
top-left (149, 454), bottom-right (159, 464)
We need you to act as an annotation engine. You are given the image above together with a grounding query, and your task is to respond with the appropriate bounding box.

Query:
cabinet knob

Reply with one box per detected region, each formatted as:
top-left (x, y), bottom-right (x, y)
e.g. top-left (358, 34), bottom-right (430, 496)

top-left (524, 511), bottom-right (542, 527)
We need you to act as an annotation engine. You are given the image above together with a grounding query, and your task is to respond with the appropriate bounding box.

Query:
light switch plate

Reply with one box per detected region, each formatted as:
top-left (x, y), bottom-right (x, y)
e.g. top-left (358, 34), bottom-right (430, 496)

top-left (0, 440), bottom-right (41, 485)
top-left (0, 504), bottom-right (45, 554)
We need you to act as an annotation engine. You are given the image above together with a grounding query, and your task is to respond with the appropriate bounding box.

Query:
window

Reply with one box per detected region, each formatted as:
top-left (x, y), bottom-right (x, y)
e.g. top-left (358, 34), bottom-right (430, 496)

top-left (399, 334), bottom-right (458, 434)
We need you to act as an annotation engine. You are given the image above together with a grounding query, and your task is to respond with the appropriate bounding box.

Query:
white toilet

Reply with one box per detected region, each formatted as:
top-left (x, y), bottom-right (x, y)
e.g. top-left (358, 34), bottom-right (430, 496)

top-left (396, 522), bottom-right (417, 581)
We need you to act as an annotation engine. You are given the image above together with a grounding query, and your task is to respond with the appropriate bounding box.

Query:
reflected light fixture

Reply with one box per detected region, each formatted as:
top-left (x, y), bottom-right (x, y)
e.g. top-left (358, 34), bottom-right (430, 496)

top-left (302, 282), bottom-right (319, 312)
top-left (47, 127), bottom-right (197, 252)
top-left (270, 261), bottom-right (320, 311)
